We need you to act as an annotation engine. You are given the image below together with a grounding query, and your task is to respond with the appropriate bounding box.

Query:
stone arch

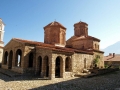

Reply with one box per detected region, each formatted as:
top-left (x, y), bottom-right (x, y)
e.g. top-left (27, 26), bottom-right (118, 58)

top-left (15, 49), bottom-right (22, 67)
top-left (65, 57), bottom-right (71, 72)
top-left (43, 56), bottom-right (49, 77)
top-left (55, 56), bottom-right (63, 78)
top-left (4, 51), bottom-right (8, 65)
top-left (28, 52), bottom-right (34, 68)
top-left (37, 56), bottom-right (42, 76)
top-left (8, 50), bottom-right (13, 69)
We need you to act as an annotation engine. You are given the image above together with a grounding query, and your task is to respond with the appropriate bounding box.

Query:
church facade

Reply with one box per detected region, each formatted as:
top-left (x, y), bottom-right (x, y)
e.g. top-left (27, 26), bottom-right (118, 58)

top-left (1, 20), bottom-right (104, 79)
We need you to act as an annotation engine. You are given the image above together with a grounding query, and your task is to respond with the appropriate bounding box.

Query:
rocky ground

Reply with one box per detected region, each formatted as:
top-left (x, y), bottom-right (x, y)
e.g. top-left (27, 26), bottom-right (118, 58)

top-left (0, 70), bottom-right (120, 90)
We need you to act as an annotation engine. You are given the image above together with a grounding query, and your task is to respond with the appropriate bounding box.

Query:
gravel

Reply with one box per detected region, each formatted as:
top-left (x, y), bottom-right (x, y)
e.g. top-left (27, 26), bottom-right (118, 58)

top-left (0, 71), bottom-right (120, 90)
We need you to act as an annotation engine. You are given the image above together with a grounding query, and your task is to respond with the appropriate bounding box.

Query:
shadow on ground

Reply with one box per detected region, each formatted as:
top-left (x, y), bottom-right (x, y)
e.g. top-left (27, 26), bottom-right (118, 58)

top-left (30, 71), bottom-right (120, 90)
top-left (0, 68), bottom-right (120, 90)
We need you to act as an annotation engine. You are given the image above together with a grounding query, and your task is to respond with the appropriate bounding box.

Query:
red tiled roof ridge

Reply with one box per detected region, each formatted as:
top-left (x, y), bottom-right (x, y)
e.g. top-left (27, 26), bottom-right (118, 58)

top-left (87, 36), bottom-right (100, 41)
top-left (12, 38), bottom-right (94, 54)
top-left (104, 55), bottom-right (120, 61)
top-left (91, 49), bottom-right (104, 53)
top-left (13, 38), bottom-right (41, 43)
top-left (74, 21), bottom-right (88, 25)
top-left (70, 35), bottom-right (100, 42)
top-left (44, 21), bottom-right (66, 29)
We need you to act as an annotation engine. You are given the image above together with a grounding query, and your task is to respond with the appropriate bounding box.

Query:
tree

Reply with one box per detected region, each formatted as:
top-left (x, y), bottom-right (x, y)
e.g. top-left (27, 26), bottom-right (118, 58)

top-left (93, 55), bottom-right (100, 67)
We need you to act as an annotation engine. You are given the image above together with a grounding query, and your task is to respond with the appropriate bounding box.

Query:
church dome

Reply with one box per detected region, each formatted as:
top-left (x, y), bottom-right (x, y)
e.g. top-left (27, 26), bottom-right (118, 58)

top-left (44, 21), bottom-right (66, 29)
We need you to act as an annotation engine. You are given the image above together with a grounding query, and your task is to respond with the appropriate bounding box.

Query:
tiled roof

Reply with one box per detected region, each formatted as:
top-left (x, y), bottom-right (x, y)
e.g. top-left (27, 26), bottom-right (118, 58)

top-left (70, 35), bottom-right (100, 42)
top-left (74, 21), bottom-right (88, 25)
top-left (104, 54), bottom-right (120, 61)
top-left (44, 21), bottom-right (66, 29)
top-left (87, 36), bottom-right (100, 42)
top-left (13, 38), bottom-right (93, 54)
top-left (13, 38), bottom-right (56, 47)
top-left (88, 49), bottom-right (104, 53)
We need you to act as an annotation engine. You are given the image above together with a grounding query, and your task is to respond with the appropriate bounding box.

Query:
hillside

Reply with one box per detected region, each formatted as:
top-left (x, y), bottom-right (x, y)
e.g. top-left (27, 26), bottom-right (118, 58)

top-left (102, 41), bottom-right (120, 56)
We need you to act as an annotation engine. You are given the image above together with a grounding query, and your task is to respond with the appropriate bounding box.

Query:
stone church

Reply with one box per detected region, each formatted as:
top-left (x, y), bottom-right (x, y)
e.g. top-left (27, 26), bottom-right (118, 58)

top-left (1, 19), bottom-right (104, 79)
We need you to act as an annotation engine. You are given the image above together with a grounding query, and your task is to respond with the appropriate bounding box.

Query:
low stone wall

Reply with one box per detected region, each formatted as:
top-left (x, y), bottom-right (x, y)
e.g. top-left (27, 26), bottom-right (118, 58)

top-left (12, 67), bottom-right (24, 74)
top-left (64, 72), bottom-right (73, 78)
top-left (2, 65), bottom-right (8, 69)
top-left (23, 68), bottom-right (35, 75)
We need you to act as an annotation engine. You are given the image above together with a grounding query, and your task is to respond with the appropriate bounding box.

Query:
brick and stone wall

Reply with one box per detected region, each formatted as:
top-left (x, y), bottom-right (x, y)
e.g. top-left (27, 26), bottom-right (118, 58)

top-left (72, 53), bottom-right (93, 74)
top-left (72, 39), bottom-right (93, 50)
top-left (93, 51), bottom-right (104, 68)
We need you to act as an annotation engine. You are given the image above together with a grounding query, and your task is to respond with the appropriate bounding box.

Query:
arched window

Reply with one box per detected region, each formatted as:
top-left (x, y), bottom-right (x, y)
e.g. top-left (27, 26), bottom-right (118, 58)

top-left (65, 57), bottom-right (71, 72)
top-left (28, 52), bottom-right (34, 67)
top-left (4, 51), bottom-right (8, 65)
top-left (15, 49), bottom-right (22, 67)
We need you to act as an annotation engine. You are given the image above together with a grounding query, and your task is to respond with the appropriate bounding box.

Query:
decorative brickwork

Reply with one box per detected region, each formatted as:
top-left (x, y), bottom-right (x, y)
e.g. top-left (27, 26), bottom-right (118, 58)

top-left (44, 21), bottom-right (66, 47)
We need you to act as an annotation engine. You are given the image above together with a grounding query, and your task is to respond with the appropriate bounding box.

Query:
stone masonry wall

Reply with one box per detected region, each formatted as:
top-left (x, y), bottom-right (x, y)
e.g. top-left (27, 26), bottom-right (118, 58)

top-left (72, 39), bottom-right (93, 50)
top-left (72, 53), bottom-right (93, 74)
top-left (52, 52), bottom-right (73, 79)
top-left (93, 51), bottom-right (104, 68)
top-left (36, 47), bottom-right (52, 78)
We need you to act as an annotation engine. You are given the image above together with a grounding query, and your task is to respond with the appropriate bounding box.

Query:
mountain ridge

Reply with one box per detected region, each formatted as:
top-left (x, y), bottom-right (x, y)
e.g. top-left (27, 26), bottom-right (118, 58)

top-left (102, 41), bottom-right (120, 56)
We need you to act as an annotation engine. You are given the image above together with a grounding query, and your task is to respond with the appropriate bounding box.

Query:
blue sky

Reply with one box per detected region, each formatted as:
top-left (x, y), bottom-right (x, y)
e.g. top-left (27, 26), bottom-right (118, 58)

top-left (0, 0), bottom-right (120, 49)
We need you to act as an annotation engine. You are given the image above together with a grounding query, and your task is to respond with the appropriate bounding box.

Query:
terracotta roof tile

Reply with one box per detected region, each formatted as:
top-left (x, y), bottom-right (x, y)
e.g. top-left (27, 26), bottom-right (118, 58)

top-left (44, 21), bottom-right (66, 29)
top-left (74, 21), bottom-right (88, 26)
top-left (71, 35), bottom-right (100, 42)
top-left (104, 54), bottom-right (120, 61)
top-left (13, 38), bottom-right (93, 54)
top-left (88, 36), bottom-right (100, 42)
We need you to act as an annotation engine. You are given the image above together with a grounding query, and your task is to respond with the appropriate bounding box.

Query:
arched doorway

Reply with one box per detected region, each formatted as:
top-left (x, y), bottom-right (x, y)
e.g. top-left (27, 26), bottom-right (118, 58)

top-left (37, 56), bottom-right (42, 76)
top-left (15, 49), bottom-right (22, 67)
top-left (43, 56), bottom-right (49, 77)
top-left (8, 50), bottom-right (13, 69)
top-left (28, 52), bottom-right (34, 68)
top-left (55, 56), bottom-right (63, 78)
top-left (4, 51), bottom-right (8, 65)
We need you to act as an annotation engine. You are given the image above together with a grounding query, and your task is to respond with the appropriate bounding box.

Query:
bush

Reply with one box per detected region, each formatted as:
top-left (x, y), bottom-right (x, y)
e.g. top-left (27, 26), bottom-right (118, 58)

top-left (104, 64), bottom-right (109, 68)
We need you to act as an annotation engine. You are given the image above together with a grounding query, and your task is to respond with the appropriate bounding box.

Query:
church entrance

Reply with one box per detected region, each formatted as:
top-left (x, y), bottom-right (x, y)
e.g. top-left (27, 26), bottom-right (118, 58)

top-left (55, 57), bottom-right (61, 78)
top-left (8, 50), bottom-right (13, 69)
